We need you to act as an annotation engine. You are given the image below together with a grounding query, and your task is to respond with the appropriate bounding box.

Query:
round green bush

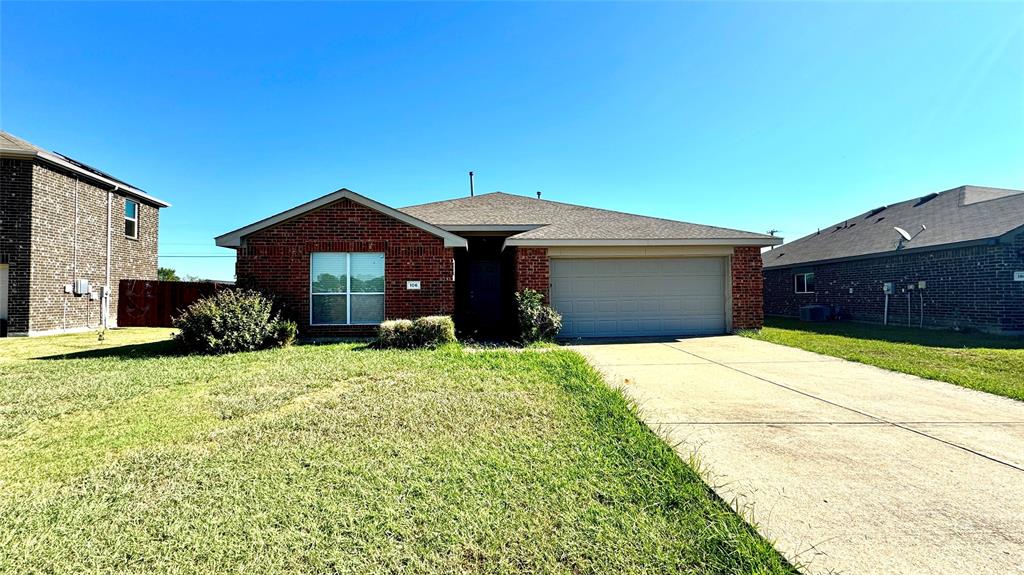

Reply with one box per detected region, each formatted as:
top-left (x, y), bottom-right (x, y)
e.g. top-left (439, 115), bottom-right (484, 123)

top-left (173, 289), bottom-right (296, 354)
top-left (516, 289), bottom-right (562, 343)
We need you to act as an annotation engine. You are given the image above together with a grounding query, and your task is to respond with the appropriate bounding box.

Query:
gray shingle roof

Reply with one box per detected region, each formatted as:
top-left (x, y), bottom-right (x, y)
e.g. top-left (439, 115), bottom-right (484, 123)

top-left (400, 192), bottom-right (775, 243)
top-left (0, 131), bottom-right (46, 154)
top-left (0, 130), bottom-right (170, 207)
top-left (762, 185), bottom-right (1024, 269)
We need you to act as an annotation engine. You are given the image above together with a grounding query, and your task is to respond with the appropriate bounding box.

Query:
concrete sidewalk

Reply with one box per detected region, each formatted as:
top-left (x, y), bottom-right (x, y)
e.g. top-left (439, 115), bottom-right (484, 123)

top-left (572, 336), bottom-right (1024, 575)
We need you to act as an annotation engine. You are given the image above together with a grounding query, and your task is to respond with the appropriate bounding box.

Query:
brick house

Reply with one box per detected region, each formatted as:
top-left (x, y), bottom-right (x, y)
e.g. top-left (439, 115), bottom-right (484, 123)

top-left (0, 131), bottom-right (169, 336)
top-left (763, 186), bottom-right (1024, 334)
top-left (216, 188), bottom-right (779, 338)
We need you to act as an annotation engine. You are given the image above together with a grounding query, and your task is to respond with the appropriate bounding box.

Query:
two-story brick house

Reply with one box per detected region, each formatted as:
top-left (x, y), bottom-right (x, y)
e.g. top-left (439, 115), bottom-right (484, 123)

top-left (0, 131), bottom-right (169, 336)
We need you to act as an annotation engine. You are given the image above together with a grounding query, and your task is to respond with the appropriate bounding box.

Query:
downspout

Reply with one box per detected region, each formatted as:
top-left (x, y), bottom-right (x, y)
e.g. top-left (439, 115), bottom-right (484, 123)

top-left (66, 176), bottom-right (81, 330)
top-left (104, 187), bottom-right (117, 329)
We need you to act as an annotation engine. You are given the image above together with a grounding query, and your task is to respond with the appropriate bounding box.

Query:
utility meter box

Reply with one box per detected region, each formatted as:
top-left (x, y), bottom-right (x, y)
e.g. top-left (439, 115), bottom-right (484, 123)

top-left (882, 282), bottom-right (895, 295)
top-left (73, 279), bottom-right (90, 296)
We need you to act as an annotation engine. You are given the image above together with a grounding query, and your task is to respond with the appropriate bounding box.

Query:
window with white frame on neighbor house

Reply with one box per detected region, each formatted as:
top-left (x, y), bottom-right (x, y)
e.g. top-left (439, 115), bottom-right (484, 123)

top-left (310, 253), bottom-right (385, 325)
top-left (794, 272), bottom-right (815, 294)
top-left (124, 199), bottom-right (139, 239)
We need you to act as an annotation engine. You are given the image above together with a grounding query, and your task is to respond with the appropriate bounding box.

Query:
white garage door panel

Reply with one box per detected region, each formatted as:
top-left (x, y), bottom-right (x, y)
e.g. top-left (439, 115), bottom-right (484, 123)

top-left (550, 257), bottom-right (727, 337)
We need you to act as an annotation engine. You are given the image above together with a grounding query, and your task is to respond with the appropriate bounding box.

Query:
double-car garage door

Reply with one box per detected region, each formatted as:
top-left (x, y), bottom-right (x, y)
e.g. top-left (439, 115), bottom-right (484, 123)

top-left (550, 257), bottom-right (727, 338)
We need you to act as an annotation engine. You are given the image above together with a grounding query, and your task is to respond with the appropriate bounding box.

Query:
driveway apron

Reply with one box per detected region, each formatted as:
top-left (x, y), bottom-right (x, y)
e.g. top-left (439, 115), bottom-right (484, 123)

top-left (572, 336), bottom-right (1024, 575)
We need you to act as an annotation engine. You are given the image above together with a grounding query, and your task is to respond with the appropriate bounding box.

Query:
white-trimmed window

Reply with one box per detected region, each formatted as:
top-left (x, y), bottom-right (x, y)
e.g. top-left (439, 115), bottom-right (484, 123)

top-left (310, 253), bottom-right (385, 325)
top-left (124, 199), bottom-right (139, 239)
top-left (795, 272), bottom-right (815, 294)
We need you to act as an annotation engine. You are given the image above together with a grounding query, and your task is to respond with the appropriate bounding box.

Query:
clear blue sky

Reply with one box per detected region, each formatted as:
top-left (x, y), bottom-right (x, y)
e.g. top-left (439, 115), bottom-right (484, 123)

top-left (3, 2), bottom-right (1021, 281)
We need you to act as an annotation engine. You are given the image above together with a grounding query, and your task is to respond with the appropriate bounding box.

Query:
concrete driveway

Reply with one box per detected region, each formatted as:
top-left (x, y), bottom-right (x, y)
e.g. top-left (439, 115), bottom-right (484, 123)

top-left (571, 336), bottom-right (1024, 575)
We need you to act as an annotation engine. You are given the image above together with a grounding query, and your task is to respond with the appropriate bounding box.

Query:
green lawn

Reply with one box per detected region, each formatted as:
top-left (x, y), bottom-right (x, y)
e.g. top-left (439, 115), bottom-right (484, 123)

top-left (0, 329), bottom-right (792, 574)
top-left (743, 317), bottom-right (1024, 401)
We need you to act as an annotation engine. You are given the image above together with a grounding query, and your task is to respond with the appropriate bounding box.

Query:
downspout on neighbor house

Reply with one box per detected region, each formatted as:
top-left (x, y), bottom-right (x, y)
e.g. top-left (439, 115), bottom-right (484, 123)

top-left (104, 188), bottom-right (116, 329)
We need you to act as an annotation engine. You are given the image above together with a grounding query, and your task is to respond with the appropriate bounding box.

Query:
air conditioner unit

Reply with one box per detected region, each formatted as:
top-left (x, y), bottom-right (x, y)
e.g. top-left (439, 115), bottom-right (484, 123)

top-left (799, 305), bottom-right (830, 322)
top-left (73, 279), bottom-right (90, 296)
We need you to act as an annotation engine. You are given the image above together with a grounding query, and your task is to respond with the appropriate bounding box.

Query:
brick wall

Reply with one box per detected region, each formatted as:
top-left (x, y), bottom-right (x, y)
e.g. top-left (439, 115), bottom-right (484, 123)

top-left (235, 197), bottom-right (455, 337)
top-left (731, 246), bottom-right (764, 330)
top-left (763, 233), bottom-right (1024, 334)
top-left (514, 247), bottom-right (549, 302)
top-left (26, 162), bottom-right (158, 334)
top-left (0, 159), bottom-right (32, 334)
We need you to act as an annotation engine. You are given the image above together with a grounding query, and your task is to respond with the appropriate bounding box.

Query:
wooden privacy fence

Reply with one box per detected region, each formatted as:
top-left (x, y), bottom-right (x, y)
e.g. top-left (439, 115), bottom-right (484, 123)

top-left (118, 279), bottom-right (231, 327)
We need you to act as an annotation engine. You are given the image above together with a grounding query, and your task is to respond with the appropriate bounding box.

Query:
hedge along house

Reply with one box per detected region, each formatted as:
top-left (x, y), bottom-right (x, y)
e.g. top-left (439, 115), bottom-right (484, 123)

top-left (0, 131), bottom-right (169, 337)
top-left (215, 188), bottom-right (780, 338)
top-left (763, 185), bottom-right (1024, 334)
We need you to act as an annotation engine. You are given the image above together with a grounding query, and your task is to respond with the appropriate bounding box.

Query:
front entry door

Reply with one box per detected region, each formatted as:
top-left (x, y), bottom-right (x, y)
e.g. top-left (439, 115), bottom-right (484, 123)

top-left (468, 259), bottom-right (502, 333)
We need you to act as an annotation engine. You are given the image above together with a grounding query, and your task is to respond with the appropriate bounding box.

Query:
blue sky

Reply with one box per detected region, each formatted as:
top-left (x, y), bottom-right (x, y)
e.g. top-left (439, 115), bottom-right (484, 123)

top-left (2, 2), bottom-right (1021, 281)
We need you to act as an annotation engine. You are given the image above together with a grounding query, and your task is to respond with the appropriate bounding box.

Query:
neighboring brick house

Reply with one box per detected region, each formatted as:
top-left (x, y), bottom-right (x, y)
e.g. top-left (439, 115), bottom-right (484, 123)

top-left (216, 189), bottom-right (779, 338)
top-left (763, 185), bottom-right (1024, 334)
top-left (0, 131), bottom-right (169, 336)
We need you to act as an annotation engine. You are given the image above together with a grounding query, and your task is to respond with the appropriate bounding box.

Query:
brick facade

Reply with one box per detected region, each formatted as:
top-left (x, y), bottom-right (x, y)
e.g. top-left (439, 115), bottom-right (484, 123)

top-left (1, 159), bottom-right (32, 334)
top-left (763, 232), bottom-right (1024, 334)
top-left (0, 159), bottom-right (159, 335)
top-left (731, 246), bottom-right (764, 330)
top-left (235, 197), bottom-right (455, 337)
top-left (514, 247), bottom-right (549, 302)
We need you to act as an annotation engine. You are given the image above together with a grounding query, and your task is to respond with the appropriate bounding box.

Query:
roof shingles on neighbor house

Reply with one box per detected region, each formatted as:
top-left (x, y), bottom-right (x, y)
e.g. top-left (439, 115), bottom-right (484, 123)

top-left (763, 185), bottom-right (1024, 268)
top-left (218, 188), bottom-right (779, 339)
top-left (762, 185), bottom-right (1024, 334)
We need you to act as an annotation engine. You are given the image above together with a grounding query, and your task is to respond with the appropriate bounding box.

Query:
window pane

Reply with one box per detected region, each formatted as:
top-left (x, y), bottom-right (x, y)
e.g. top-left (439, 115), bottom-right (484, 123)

top-left (795, 275), bottom-right (805, 293)
top-left (805, 273), bottom-right (815, 292)
top-left (311, 253), bottom-right (347, 293)
top-left (312, 294), bottom-right (347, 324)
top-left (125, 200), bottom-right (137, 219)
top-left (350, 253), bottom-right (385, 293)
top-left (351, 294), bottom-right (384, 324)
top-left (125, 219), bottom-right (137, 238)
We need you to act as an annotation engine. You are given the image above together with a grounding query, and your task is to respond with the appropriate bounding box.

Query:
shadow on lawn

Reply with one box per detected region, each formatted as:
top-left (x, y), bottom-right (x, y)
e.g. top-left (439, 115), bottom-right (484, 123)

top-left (34, 339), bottom-right (180, 361)
top-left (764, 317), bottom-right (1024, 350)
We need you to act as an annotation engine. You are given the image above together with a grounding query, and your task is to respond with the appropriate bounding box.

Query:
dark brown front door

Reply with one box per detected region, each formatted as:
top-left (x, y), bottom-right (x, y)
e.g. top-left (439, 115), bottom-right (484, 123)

top-left (468, 259), bottom-right (502, 333)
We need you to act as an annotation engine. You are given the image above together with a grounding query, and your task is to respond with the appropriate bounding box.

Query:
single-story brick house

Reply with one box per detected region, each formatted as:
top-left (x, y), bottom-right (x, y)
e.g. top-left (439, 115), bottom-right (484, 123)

top-left (763, 185), bottom-right (1024, 334)
top-left (215, 189), bottom-right (780, 338)
top-left (0, 131), bottom-right (168, 337)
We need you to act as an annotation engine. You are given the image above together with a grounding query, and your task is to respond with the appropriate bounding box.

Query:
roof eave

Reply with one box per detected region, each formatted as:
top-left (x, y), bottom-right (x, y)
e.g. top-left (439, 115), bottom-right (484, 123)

top-left (1, 148), bottom-right (171, 208)
top-left (215, 188), bottom-right (469, 249)
top-left (505, 237), bottom-right (783, 247)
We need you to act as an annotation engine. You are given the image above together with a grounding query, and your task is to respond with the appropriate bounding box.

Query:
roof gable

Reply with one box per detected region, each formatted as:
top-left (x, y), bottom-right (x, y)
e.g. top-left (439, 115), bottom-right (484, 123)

top-left (215, 189), bottom-right (469, 248)
top-left (763, 185), bottom-right (1024, 269)
top-left (401, 192), bottom-right (779, 246)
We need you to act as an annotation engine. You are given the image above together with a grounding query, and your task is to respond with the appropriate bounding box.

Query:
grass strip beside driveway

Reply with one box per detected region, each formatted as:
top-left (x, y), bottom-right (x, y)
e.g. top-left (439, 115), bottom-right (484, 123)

top-left (743, 317), bottom-right (1024, 401)
top-left (0, 329), bottom-right (792, 574)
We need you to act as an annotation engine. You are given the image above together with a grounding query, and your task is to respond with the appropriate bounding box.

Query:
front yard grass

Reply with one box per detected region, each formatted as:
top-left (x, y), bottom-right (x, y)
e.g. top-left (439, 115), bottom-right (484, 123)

top-left (743, 317), bottom-right (1024, 401)
top-left (0, 328), bottom-right (792, 574)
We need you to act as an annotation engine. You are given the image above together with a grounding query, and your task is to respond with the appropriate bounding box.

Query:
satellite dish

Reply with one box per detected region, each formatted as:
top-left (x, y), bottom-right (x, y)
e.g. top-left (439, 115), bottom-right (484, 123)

top-left (894, 227), bottom-right (913, 242)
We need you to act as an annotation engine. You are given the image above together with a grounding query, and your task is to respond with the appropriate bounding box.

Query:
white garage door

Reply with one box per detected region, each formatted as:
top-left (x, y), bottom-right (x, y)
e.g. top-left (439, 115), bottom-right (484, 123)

top-left (550, 258), bottom-right (727, 337)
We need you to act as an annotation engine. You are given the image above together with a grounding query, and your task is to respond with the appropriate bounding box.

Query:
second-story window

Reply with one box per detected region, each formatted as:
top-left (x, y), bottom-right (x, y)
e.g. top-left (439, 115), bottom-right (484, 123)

top-left (125, 199), bottom-right (139, 239)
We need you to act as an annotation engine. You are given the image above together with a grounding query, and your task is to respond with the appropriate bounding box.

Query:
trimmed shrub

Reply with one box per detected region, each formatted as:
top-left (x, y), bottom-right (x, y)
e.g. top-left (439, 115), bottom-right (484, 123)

top-left (413, 315), bottom-right (457, 347)
top-left (173, 289), bottom-right (295, 354)
top-left (516, 289), bottom-right (562, 343)
top-left (377, 319), bottom-right (418, 349)
top-left (376, 315), bottom-right (457, 348)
